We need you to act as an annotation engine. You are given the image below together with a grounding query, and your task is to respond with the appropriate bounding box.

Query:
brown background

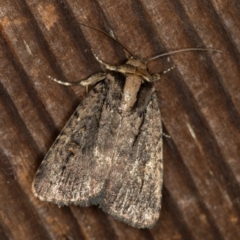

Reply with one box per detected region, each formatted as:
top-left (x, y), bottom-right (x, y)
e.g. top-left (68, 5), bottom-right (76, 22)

top-left (0, 0), bottom-right (240, 239)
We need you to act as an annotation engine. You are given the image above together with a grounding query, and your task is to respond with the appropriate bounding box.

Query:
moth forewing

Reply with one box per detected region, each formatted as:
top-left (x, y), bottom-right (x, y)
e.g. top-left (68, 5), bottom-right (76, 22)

top-left (100, 76), bottom-right (163, 228)
top-left (32, 55), bottom-right (164, 228)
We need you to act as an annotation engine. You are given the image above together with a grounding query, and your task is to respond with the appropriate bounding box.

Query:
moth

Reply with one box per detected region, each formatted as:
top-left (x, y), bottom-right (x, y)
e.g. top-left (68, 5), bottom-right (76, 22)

top-left (32, 24), bottom-right (217, 228)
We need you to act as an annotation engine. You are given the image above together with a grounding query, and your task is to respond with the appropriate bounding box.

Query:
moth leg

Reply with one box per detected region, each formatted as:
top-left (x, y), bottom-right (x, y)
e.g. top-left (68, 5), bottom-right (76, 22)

top-left (94, 53), bottom-right (140, 77)
top-left (93, 53), bottom-right (119, 71)
top-left (48, 75), bottom-right (77, 86)
top-left (80, 73), bottom-right (106, 86)
top-left (48, 73), bottom-right (106, 87)
top-left (151, 66), bottom-right (175, 82)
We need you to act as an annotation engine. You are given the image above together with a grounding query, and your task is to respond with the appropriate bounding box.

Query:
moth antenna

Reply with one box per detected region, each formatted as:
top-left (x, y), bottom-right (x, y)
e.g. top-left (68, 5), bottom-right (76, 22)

top-left (79, 23), bottom-right (133, 57)
top-left (48, 75), bottom-right (88, 92)
top-left (146, 48), bottom-right (222, 63)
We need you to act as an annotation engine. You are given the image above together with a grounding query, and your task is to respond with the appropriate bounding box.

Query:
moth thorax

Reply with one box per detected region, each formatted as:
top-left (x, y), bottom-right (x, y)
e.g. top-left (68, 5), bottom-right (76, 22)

top-left (120, 75), bottom-right (142, 112)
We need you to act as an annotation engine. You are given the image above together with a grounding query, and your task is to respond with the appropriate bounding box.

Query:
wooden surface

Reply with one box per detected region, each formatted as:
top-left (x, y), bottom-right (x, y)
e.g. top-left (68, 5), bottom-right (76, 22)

top-left (0, 0), bottom-right (240, 239)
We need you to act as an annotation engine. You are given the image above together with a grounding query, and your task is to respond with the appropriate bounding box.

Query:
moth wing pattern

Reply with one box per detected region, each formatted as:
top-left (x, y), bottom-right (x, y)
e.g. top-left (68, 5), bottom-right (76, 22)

top-left (100, 84), bottom-right (163, 228)
top-left (32, 80), bottom-right (112, 205)
top-left (32, 73), bottom-right (163, 228)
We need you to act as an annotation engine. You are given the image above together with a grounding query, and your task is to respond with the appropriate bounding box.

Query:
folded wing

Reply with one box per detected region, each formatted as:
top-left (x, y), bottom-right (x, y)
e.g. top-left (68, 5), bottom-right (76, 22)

top-left (32, 81), bottom-right (111, 206)
top-left (101, 90), bottom-right (163, 228)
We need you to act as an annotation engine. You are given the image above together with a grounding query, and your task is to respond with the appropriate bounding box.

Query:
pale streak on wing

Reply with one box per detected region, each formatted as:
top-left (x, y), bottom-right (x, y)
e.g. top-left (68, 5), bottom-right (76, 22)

top-left (32, 81), bottom-right (112, 205)
top-left (101, 91), bottom-right (163, 228)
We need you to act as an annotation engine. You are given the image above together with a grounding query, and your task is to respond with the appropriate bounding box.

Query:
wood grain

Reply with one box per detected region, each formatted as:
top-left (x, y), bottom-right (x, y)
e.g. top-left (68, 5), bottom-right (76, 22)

top-left (0, 0), bottom-right (240, 239)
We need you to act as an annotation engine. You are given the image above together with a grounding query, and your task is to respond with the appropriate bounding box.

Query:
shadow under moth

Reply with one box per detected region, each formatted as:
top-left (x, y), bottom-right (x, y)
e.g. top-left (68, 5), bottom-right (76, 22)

top-left (32, 24), bottom-right (218, 228)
